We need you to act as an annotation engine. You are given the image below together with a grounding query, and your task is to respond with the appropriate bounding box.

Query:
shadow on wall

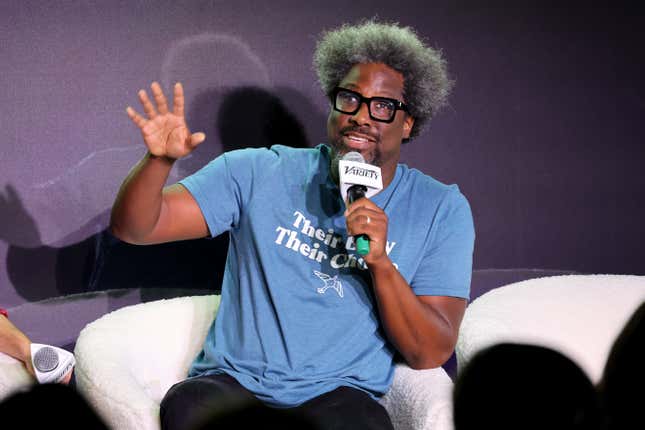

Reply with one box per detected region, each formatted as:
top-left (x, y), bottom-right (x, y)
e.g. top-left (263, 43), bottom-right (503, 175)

top-left (2, 86), bottom-right (326, 301)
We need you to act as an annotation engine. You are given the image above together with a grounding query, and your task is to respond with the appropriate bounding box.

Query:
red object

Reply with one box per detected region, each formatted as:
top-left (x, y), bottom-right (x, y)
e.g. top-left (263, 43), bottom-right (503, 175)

top-left (0, 308), bottom-right (8, 318)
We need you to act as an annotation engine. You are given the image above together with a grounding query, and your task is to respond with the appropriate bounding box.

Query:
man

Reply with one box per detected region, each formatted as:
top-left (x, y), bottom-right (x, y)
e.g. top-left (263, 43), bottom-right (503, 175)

top-left (111, 20), bottom-right (474, 430)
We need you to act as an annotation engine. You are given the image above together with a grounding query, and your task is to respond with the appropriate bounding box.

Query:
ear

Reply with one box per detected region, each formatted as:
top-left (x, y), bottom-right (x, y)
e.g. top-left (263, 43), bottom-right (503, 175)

top-left (402, 115), bottom-right (415, 139)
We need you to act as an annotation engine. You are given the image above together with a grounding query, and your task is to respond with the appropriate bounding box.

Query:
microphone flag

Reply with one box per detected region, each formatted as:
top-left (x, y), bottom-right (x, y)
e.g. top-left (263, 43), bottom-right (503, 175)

top-left (338, 152), bottom-right (383, 205)
top-left (30, 343), bottom-right (75, 384)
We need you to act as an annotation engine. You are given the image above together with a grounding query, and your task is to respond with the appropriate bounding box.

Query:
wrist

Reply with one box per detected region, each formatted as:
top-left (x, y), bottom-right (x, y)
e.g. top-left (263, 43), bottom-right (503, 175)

top-left (1, 317), bottom-right (32, 364)
top-left (367, 255), bottom-right (396, 276)
top-left (146, 151), bottom-right (176, 165)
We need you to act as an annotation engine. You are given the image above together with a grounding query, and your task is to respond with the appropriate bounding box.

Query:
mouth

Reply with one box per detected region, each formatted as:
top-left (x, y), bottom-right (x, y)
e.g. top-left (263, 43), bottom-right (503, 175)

top-left (341, 132), bottom-right (376, 150)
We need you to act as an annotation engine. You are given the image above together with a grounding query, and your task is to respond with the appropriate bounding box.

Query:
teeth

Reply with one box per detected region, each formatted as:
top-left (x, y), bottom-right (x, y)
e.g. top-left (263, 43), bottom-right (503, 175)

top-left (348, 136), bottom-right (368, 142)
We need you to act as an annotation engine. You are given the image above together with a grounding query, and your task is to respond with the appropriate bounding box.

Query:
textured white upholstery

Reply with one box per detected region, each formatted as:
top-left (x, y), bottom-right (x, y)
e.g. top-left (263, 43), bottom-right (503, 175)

top-left (381, 365), bottom-right (454, 430)
top-left (456, 275), bottom-right (645, 383)
top-left (0, 353), bottom-right (34, 402)
top-left (74, 295), bottom-right (454, 430)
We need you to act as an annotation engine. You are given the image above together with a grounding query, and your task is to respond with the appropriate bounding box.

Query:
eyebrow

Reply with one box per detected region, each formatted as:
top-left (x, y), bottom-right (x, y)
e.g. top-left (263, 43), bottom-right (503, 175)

top-left (340, 84), bottom-right (401, 100)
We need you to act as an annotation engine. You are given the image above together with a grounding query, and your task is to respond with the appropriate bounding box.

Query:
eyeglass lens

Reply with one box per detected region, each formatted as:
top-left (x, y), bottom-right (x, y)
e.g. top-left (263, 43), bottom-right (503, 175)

top-left (335, 90), bottom-right (396, 121)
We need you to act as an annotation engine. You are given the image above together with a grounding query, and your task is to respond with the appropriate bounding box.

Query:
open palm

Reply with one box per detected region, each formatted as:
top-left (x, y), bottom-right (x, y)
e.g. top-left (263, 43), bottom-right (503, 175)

top-left (126, 82), bottom-right (205, 160)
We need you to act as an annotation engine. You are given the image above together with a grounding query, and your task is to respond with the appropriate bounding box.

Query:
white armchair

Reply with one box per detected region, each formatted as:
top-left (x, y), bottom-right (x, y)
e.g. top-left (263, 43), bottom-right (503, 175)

top-left (74, 295), bottom-right (454, 430)
top-left (456, 274), bottom-right (645, 383)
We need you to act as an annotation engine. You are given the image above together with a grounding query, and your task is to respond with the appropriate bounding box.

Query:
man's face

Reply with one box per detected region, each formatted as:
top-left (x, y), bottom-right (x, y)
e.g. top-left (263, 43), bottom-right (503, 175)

top-left (327, 63), bottom-right (414, 174)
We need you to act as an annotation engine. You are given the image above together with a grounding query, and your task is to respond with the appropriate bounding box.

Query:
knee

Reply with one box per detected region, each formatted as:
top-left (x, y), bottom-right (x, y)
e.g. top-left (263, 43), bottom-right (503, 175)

top-left (160, 379), bottom-right (205, 430)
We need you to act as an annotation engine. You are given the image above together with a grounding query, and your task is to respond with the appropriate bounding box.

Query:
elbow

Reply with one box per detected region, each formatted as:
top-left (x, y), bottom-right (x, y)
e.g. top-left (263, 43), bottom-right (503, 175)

top-left (405, 340), bottom-right (457, 370)
top-left (108, 223), bottom-right (142, 245)
top-left (109, 206), bottom-right (146, 245)
top-left (406, 354), bottom-right (450, 370)
top-left (109, 212), bottom-right (132, 244)
top-left (406, 358), bottom-right (435, 371)
top-left (108, 221), bottom-right (128, 243)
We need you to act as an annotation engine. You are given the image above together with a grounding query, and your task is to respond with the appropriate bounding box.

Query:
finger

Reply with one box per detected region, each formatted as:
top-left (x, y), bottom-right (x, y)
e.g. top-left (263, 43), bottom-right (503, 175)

top-left (345, 198), bottom-right (381, 217)
top-left (126, 106), bottom-right (147, 128)
top-left (347, 204), bottom-right (383, 219)
top-left (346, 209), bottom-right (383, 235)
top-left (189, 132), bottom-right (206, 148)
top-left (138, 89), bottom-right (158, 119)
top-left (173, 82), bottom-right (185, 117)
top-left (352, 214), bottom-right (382, 231)
top-left (151, 81), bottom-right (169, 114)
top-left (61, 369), bottom-right (73, 385)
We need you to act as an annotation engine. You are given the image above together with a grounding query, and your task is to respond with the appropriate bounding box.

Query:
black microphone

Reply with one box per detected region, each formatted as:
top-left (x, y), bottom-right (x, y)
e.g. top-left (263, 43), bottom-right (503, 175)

top-left (341, 152), bottom-right (371, 255)
top-left (347, 184), bottom-right (370, 255)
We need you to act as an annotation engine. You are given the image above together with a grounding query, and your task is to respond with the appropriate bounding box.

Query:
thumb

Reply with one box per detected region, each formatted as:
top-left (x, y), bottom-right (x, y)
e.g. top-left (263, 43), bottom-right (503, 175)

top-left (190, 132), bottom-right (206, 147)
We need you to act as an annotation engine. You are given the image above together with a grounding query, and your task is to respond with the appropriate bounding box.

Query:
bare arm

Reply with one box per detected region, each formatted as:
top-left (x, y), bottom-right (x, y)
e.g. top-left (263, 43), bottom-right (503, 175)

top-left (346, 198), bottom-right (466, 369)
top-left (0, 314), bottom-right (35, 377)
top-left (369, 262), bottom-right (466, 369)
top-left (110, 82), bottom-right (209, 244)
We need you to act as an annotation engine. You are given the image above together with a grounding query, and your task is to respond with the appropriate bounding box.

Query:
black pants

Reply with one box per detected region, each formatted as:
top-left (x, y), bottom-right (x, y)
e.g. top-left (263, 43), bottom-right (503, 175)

top-left (160, 373), bottom-right (395, 430)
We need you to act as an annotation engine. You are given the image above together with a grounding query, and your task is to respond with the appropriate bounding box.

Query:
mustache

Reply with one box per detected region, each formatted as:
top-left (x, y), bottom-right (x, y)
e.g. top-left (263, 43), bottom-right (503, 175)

top-left (339, 126), bottom-right (379, 142)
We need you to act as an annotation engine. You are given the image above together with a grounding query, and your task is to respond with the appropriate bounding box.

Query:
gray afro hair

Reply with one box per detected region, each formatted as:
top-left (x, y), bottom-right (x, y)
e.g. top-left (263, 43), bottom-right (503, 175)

top-left (313, 19), bottom-right (453, 141)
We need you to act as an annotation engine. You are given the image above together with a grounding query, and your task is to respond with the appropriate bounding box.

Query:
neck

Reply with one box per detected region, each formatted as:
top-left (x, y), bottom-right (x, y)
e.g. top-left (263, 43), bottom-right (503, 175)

top-left (379, 162), bottom-right (397, 189)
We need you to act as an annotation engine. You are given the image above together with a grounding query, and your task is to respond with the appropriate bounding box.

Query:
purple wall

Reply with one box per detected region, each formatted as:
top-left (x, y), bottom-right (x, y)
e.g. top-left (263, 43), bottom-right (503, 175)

top-left (1, 2), bottom-right (644, 307)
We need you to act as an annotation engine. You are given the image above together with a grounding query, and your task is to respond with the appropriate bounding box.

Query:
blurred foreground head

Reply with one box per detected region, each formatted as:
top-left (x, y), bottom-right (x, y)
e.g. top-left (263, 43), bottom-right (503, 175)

top-left (599, 301), bottom-right (645, 430)
top-left (0, 383), bottom-right (108, 429)
top-left (453, 343), bottom-right (602, 430)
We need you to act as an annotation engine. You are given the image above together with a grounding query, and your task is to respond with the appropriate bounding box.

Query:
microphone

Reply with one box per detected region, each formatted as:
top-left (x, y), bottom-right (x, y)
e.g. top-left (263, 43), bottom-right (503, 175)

top-left (348, 183), bottom-right (370, 255)
top-left (338, 152), bottom-right (383, 256)
top-left (30, 343), bottom-right (75, 384)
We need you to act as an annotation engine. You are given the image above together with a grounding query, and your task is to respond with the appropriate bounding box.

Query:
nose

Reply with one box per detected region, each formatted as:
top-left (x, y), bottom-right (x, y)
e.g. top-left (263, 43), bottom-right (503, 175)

top-left (349, 100), bottom-right (372, 126)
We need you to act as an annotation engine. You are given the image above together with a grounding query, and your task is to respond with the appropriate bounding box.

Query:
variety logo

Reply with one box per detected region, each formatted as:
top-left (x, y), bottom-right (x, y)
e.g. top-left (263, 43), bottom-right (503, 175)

top-left (343, 165), bottom-right (380, 180)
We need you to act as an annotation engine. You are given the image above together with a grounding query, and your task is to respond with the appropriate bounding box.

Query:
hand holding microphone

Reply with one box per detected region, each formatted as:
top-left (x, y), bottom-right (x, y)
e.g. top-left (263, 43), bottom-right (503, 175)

top-left (338, 152), bottom-right (384, 257)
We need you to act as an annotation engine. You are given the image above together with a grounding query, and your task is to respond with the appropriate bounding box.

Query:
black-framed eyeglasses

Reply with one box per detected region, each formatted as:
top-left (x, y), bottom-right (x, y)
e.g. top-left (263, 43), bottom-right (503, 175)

top-left (329, 87), bottom-right (409, 123)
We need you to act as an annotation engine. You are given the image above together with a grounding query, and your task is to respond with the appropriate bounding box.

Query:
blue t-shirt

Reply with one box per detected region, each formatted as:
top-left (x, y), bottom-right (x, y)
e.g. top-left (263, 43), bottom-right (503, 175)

top-left (179, 144), bottom-right (474, 407)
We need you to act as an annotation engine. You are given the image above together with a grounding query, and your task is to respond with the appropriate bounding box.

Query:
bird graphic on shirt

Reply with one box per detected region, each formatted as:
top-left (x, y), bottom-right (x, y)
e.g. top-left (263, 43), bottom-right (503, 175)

top-left (313, 270), bottom-right (344, 298)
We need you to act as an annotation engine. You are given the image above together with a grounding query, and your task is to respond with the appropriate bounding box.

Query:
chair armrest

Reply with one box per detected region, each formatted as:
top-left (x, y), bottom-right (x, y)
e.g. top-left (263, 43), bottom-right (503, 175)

top-left (380, 364), bottom-right (454, 430)
top-left (74, 295), bottom-right (219, 430)
top-left (0, 353), bottom-right (35, 402)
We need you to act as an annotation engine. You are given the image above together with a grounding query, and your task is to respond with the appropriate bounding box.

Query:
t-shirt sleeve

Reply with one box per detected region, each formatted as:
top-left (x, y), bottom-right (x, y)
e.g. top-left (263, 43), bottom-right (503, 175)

top-left (409, 187), bottom-right (475, 299)
top-left (179, 152), bottom-right (248, 237)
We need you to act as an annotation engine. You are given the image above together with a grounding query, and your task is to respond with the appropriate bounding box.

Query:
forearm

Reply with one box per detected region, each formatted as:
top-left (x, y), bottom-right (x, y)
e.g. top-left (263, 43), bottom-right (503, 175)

top-left (109, 152), bottom-right (175, 244)
top-left (0, 315), bottom-right (32, 367)
top-left (369, 259), bottom-right (457, 369)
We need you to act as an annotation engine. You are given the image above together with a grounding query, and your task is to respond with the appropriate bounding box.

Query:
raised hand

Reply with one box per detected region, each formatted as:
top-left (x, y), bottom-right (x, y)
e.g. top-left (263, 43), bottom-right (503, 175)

top-left (126, 82), bottom-right (205, 160)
